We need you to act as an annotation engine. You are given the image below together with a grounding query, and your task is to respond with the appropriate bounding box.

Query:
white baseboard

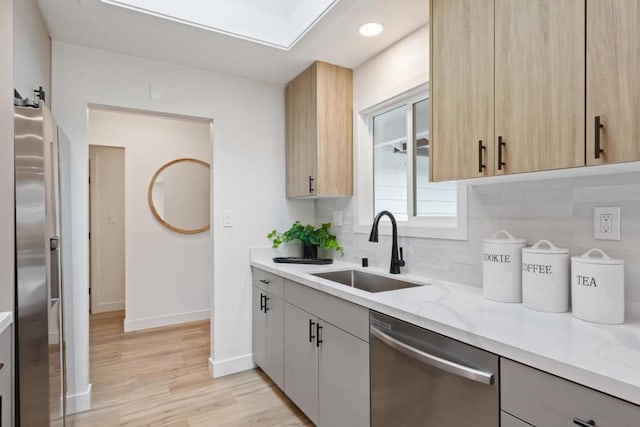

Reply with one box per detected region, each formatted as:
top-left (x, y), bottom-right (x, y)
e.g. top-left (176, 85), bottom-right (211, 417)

top-left (124, 309), bottom-right (210, 332)
top-left (92, 300), bottom-right (125, 314)
top-left (66, 383), bottom-right (92, 414)
top-left (209, 354), bottom-right (255, 378)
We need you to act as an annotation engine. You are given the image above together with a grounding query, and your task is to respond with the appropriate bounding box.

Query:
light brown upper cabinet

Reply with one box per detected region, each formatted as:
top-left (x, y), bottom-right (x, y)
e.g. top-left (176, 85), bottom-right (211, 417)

top-left (431, 0), bottom-right (586, 181)
top-left (587, 0), bottom-right (640, 165)
top-left (430, 0), bottom-right (495, 181)
top-left (285, 61), bottom-right (353, 198)
top-left (495, 0), bottom-right (585, 175)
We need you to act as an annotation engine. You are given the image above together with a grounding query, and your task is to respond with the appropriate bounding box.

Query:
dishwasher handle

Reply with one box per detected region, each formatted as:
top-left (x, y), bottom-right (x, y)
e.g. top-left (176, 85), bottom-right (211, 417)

top-left (370, 325), bottom-right (495, 385)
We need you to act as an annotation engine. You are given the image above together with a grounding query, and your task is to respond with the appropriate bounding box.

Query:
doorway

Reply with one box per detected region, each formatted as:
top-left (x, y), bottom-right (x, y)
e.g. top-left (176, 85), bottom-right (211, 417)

top-left (89, 145), bottom-right (125, 314)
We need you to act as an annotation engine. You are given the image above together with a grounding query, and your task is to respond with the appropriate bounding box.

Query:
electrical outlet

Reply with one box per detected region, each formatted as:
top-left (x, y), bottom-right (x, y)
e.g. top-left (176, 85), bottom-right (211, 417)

top-left (600, 213), bottom-right (612, 233)
top-left (594, 207), bottom-right (621, 240)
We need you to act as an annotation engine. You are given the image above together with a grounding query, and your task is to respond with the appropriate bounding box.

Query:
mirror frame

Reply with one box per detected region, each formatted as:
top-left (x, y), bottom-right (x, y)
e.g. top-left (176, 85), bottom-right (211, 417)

top-left (147, 158), bottom-right (211, 234)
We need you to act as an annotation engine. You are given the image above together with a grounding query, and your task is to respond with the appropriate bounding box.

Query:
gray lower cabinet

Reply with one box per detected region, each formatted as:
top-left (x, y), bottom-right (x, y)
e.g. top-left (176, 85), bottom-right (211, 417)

top-left (252, 284), bottom-right (284, 390)
top-left (318, 321), bottom-right (369, 427)
top-left (283, 281), bottom-right (369, 426)
top-left (252, 285), bottom-right (267, 369)
top-left (284, 302), bottom-right (319, 425)
top-left (0, 327), bottom-right (12, 427)
top-left (501, 358), bottom-right (640, 427)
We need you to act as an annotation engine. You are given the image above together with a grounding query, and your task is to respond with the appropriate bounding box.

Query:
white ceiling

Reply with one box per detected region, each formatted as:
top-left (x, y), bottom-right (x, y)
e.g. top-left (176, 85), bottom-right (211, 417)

top-left (37, 0), bottom-right (429, 84)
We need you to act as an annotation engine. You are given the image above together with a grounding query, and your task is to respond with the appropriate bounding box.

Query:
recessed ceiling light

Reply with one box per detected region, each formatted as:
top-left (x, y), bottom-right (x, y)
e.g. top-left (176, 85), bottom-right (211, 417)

top-left (358, 22), bottom-right (383, 37)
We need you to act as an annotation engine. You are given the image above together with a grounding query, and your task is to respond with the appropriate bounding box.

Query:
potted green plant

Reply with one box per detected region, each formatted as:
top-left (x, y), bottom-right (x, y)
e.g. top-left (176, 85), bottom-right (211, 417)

top-left (267, 222), bottom-right (343, 258)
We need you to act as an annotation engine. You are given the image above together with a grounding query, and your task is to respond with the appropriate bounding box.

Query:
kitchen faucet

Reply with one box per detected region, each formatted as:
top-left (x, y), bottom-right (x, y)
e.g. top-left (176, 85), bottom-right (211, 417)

top-left (369, 210), bottom-right (405, 274)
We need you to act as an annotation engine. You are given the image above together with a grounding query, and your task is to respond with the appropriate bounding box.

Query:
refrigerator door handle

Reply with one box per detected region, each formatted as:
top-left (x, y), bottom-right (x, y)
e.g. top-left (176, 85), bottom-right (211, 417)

top-left (50, 236), bottom-right (60, 305)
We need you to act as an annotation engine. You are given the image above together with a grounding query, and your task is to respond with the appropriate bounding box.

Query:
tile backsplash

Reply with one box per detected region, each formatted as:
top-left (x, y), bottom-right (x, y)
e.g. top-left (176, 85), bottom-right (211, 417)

top-left (316, 172), bottom-right (640, 303)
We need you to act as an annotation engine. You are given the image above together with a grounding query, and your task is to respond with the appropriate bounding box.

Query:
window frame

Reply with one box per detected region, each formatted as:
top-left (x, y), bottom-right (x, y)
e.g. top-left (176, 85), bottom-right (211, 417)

top-left (354, 83), bottom-right (468, 240)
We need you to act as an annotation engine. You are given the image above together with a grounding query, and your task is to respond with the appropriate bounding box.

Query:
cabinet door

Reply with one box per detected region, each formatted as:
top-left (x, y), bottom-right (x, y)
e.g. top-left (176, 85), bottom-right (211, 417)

top-left (318, 322), bottom-right (369, 427)
top-left (495, 0), bottom-right (585, 174)
top-left (315, 61), bottom-right (353, 196)
top-left (252, 286), bottom-right (266, 370)
top-left (0, 371), bottom-right (10, 427)
top-left (264, 293), bottom-right (284, 390)
top-left (430, 0), bottom-right (494, 181)
top-left (284, 302), bottom-right (318, 424)
top-left (286, 64), bottom-right (317, 198)
top-left (587, 0), bottom-right (640, 165)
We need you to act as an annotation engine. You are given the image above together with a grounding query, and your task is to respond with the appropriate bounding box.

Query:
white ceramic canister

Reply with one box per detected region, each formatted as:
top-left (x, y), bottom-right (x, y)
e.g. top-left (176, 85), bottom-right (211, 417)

top-left (522, 240), bottom-right (570, 313)
top-left (482, 230), bottom-right (527, 303)
top-left (571, 249), bottom-right (624, 324)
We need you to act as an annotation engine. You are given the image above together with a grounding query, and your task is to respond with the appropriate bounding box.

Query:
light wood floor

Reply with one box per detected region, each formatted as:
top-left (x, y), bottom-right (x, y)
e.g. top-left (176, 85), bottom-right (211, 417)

top-left (69, 311), bottom-right (312, 426)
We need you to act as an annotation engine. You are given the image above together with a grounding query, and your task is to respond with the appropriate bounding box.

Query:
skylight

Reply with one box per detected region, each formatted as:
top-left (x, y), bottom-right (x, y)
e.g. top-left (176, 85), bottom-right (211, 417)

top-left (100, 0), bottom-right (340, 50)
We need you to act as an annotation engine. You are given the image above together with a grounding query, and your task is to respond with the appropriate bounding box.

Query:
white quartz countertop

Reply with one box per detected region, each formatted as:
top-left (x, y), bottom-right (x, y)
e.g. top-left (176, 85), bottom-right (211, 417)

top-left (251, 252), bottom-right (640, 406)
top-left (0, 312), bottom-right (12, 335)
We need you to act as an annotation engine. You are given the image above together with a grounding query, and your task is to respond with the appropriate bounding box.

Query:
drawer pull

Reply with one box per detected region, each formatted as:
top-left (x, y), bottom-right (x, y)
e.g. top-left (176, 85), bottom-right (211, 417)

top-left (573, 418), bottom-right (596, 427)
top-left (259, 279), bottom-right (270, 285)
top-left (259, 293), bottom-right (265, 312)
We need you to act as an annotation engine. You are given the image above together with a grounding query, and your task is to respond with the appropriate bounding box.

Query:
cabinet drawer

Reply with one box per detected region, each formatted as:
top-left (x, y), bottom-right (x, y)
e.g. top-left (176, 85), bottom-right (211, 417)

top-left (501, 412), bottom-right (532, 427)
top-left (501, 359), bottom-right (640, 427)
top-left (284, 280), bottom-right (368, 342)
top-left (0, 328), bottom-right (10, 376)
top-left (252, 268), bottom-right (284, 298)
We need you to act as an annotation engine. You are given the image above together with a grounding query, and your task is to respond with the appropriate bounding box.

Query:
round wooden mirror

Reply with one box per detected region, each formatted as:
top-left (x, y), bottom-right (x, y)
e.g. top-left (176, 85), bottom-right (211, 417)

top-left (148, 158), bottom-right (211, 234)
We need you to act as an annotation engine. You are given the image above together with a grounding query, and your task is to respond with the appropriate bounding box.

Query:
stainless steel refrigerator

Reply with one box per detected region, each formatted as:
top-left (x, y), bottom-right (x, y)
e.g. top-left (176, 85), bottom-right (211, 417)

top-left (14, 100), bottom-right (69, 426)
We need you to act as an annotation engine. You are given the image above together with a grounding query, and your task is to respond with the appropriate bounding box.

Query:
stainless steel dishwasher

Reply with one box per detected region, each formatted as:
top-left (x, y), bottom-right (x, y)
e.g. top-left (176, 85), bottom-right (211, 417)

top-left (370, 311), bottom-right (499, 426)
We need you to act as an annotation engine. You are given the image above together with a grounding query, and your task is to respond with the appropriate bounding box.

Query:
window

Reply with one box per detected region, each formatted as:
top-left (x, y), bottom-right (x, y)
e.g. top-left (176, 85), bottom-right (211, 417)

top-left (356, 85), bottom-right (467, 240)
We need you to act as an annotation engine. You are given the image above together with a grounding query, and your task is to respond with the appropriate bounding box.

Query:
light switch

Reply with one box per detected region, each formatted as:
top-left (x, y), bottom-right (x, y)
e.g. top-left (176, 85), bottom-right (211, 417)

top-left (333, 210), bottom-right (343, 226)
top-left (223, 210), bottom-right (233, 228)
top-left (149, 84), bottom-right (162, 100)
top-left (108, 213), bottom-right (118, 224)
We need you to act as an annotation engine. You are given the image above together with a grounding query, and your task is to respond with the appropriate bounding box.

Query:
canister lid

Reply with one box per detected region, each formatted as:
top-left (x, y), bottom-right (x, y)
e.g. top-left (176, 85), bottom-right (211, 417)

top-left (523, 239), bottom-right (569, 255)
top-left (571, 248), bottom-right (624, 265)
top-left (483, 230), bottom-right (527, 245)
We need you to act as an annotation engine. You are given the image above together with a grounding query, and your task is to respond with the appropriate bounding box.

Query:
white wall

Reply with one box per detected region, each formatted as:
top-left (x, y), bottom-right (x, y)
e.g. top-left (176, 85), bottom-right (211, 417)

top-left (353, 26), bottom-right (428, 113)
top-left (88, 108), bottom-right (212, 328)
top-left (0, 0), bottom-right (14, 312)
top-left (13, 0), bottom-right (50, 103)
top-left (52, 41), bottom-right (314, 411)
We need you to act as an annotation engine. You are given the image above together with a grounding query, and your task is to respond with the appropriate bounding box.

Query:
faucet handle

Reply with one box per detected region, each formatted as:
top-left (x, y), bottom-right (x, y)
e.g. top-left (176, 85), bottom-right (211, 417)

top-left (399, 247), bottom-right (406, 267)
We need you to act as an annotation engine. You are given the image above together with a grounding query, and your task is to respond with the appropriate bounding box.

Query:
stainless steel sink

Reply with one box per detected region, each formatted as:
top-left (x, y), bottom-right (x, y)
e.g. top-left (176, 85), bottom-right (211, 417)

top-left (311, 270), bottom-right (425, 293)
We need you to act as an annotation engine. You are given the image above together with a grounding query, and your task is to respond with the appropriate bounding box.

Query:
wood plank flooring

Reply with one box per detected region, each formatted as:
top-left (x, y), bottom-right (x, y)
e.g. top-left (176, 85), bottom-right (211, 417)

top-left (69, 311), bottom-right (312, 426)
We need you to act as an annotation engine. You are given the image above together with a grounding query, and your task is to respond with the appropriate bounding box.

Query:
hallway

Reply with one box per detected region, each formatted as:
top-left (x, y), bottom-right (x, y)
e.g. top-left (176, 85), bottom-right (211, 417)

top-left (70, 312), bottom-right (311, 426)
